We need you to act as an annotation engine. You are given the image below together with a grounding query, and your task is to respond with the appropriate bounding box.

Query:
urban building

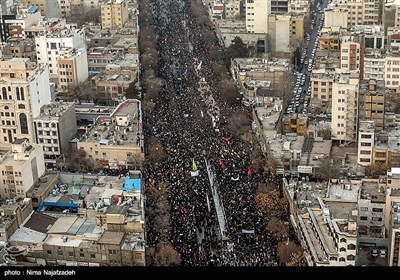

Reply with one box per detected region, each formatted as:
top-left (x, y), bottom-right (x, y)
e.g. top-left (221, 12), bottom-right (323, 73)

top-left (224, 0), bottom-right (242, 20)
top-left (0, 139), bottom-right (45, 199)
top-left (363, 49), bottom-right (385, 81)
top-left (0, 6), bottom-right (41, 43)
top-left (357, 121), bottom-right (375, 166)
top-left (329, 0), bottom-right (382, 27)
top-left (340, 39), bottom-right (364, 78)
top-left (384, 52), bottom-right (400, 92)
top-left (57, 47), bottom-right (89, 93)
top-left (324, 7), bottom-right (348, 29)
top-left (267, 14), bottom-right (304, 53)
top-left (271, 0), bottom-right (288, 14)
top-left (288, 0), bottom-right (309, 14)
top-left (0, 57), bottom-right (52, 144)
top-left (319, 32), bottom-right (341, 50)
top-left (34, 24), bottom-right (86, 83)
top-left (0, 198), bottom-right (33, 242)
top-left (331, 71), bottom-right (360, 143)
top-left (314, 49), bottom-right (341, 69)
top-left (245, 0), bottom-right (271, 34)
top-left (100, 0), bottom-right (129, 30)
top-left (0, 39), bottom-right (37, 62)
top-left (357, 179), bottom-right (386, 238)
top-left (358, 80), bottom-right (385, 131)
top-left (297, 199), bottom-right (357, 266)
top-left (22, 0), bottom-right (62, 18)
top-left (386, 168), bottom-right (400, 266)
top-left (75, 99), bottom-right (143, 170)
top-left (282, 114), bottom-right (308, 136)
top-left (70, 0), bottom-right (101, 15)
top-left (310, 68), bottom-right (334, 105)
top-left (33, 102), bottom-right (77, 167)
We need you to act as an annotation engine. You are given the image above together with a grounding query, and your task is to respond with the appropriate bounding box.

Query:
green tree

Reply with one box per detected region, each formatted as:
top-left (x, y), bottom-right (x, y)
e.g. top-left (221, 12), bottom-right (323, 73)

top-left (224, 37), bottom-right (249, 63)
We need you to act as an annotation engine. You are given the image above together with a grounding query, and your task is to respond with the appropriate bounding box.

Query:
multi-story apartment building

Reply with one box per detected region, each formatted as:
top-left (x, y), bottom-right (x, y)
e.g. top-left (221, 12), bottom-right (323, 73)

top-left (75, 99), bottom-right (144, 170)
top-left (331, 71), bottom-right (359, 143)
top-left (287, 0), bottom-right (309, 14)
top-left (319, 32), bottom-right (341, 50)
top-left (363, 49), bottom-right (385, 81)
top-left (271, 0), bottom-right (288, 14)
top-left (371, 129), bottom-right (400, 167)
top-left (267, 13), bottom-right (304, 52)
top-left (33, 102), bottom-right (77, 168)
top-left (70, 0), bottom-right (100, 15)
top-left (0, 6), bottom-right (41, 43)
top-left (291, 14), bottom-right (304, 42)
top-left (310, 68), bottom-right (334, 105)
top-left (0, 58), bottom-right (52, 144)
top-left (0, 139), bottom-right (45, 199)
top-left (340, 39), bottom-right (364, 78)
top-left (384, 53), bottom-right (400, 92)
top-left (35, 25), bottom-right (86, 83)
top-left (297, 200), bottom-right (357, 266)
top-left (385, 168), bottom-right (400, 266)
top-left (357, 121), bottom-right (375, 166)
top-left (0, 198), bottom-right (33, 242)
top-left (314, 49), bottom-right (341, 69)
top-left (245, 0), bottom-right (271, 33)
top-left (329, 0), bottom-right (382, 27)
top-left (324, 7), bottom-right (348, 29)
top-left (22, 0), bottom-right (62, 18)
top-left (57, 47), bottom-right (89, 93)
top-left (357, 179), bottom-right (386, 238)
top-left (100, 0), bottom-right (129, 30)
top-left (358, 79), bottom-right (385, 131)
top-left (224, 0), bottom-right (242, 20)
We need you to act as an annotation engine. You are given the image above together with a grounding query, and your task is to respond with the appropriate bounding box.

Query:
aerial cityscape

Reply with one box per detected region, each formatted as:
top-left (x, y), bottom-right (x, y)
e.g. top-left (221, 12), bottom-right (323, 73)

top-left (0, 0), bottom-right (399, 269)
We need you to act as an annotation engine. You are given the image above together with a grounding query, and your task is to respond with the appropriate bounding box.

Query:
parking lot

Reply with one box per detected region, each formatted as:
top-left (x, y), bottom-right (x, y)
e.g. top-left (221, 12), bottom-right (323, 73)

top-left (356, 246), bottom-right (388, 266)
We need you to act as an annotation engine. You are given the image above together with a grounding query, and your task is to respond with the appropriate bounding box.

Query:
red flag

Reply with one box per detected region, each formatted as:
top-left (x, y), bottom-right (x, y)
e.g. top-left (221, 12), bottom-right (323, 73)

top-left (221, 137), bottom-right (232, 141)
top-left (247, 166), bottom-right (253, 176)
top-left (221, 160), bottom-right (226, 169)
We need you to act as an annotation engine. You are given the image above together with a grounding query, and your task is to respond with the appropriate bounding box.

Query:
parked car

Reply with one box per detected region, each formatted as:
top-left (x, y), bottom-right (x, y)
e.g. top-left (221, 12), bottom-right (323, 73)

top-left (380, 249), bottom-right (386, 258)
top-left (372, 248), bottom-right (378, 258)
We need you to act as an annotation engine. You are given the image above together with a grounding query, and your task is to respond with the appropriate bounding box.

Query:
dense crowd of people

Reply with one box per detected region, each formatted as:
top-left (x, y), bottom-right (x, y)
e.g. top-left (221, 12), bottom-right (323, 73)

top-left (142, 0), bottom-right (282, 266)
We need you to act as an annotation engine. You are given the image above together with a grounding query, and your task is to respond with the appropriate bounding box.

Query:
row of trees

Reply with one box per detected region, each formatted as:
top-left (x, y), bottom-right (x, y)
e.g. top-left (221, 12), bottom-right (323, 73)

top-left (255, 183), bottom-right (305, 266)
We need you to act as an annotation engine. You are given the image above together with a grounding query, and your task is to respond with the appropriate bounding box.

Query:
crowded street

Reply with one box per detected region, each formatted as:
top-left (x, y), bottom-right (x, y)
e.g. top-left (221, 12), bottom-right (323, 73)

top-left (142, 0), bottom-right (288, 266)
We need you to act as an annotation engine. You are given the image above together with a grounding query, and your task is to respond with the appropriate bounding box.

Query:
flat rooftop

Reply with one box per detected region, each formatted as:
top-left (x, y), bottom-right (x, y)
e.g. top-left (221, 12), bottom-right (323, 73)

top-left (81, 99), bottom-right (140, 146)
top-left (35, 102), bottom-right (74, 121)
top-left (98, 231), bottom-right (124, 245)
top-left (327, 182), bottom-right (360, 202)
top-left (360, 182), bottom-right (386, 203)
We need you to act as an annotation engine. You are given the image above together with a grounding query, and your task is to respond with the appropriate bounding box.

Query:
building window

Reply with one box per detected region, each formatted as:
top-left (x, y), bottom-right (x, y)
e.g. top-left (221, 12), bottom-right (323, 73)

top-left (360, 207), bottom-right (368, 211)
top-left (80, 253), bottom-right (84, 257)
top-left (347, 244), bottom-right (356, 250)
top-left (19, 113), bottom-right (28, 134)
top-left (47, 250), bottom-right (52, 255)
top-left (68, 252), bottom-right (73, 257)
top-left (360, 216), bottom-right (368, 220)
top-left (372, 208), bottom-right (383, 213)
top-left (91, 254), bottom-right (95, 259)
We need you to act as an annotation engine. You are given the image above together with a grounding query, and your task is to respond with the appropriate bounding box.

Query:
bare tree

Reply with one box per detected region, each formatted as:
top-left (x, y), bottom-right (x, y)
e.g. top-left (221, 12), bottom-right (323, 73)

top-left (220, 79), bottom-right (240, 105)
top-left (146, 241), bottom-right (182, 266)
top-left (267, 217), bottom-right (288, 241)
top-left (227, 111), bottom-right (250, 138)
top-left (315, 156), bottom-right (341, 181)
top-left (277, 241), bottom-right (302, 266)
top-left (147, 180), bottom-right (169, 204)
top-left (365, 162), bottom-right (387, 178)
top-left (255, 189), bottom-right (289, 219)
top-left (146, 137), bottom-right (165, 163)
